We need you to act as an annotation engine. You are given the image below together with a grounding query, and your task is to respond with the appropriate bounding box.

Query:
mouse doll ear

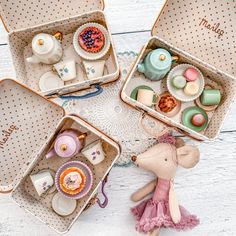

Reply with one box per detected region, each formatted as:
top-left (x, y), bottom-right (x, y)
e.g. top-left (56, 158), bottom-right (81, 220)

top-left (176, 145), bottom-right (200, 168)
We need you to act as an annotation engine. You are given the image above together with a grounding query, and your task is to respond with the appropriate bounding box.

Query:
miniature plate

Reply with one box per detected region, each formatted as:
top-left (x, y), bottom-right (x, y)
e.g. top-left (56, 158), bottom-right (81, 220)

top-left (167, 64), bottom-right (205, 102)
top-left (73, 22), bottom-right (111, 60)
top-left (55, 161), bottom-right (93, 200)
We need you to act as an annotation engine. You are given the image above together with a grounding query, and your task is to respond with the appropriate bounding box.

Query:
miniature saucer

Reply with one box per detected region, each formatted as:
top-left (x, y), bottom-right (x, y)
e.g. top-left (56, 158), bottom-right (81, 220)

top-left (167, 64), bottom-right (205, 102)
top-left (55, 161), bottom-right (93, 200)
top-left (155, 92), bottom-right (181, 117)
top-left (182, 106), bottom-right (208, 132)
top-left (52, 192), bottom-right (77, 216)
top-left (73, 22), bottom-right (111, 60)
top-left (195, 84), bottom-right (220, 112)
top-left (130, 85), bottom-right (156, 103)
top-left (39, 71), bottom-right (64, 92)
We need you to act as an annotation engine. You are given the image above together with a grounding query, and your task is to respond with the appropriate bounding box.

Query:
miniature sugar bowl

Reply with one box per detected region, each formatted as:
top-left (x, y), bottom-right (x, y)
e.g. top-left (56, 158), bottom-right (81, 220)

top-left (137, 48), bottom-right (178, 81)
top-left (46, 129), bottom-right (87, 159)
top-left (26, 32), bottom-right (63, 64)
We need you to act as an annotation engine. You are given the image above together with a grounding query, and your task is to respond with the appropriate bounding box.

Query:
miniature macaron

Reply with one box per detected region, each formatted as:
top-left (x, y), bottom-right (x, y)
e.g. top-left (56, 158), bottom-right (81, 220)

top-left (184, 67), bottom-right (199, 81)
top-left (191, 113), bottom-right (206, 127)
top-left (184, 81), bottom-right (199, 96)
top-left (172, 75), bottom-right (186, 89)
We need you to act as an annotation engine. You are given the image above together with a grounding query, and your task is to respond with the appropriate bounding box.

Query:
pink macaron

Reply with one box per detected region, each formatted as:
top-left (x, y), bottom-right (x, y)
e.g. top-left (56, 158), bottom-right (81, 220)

top-left (184, 67), bottom-right (199, 82)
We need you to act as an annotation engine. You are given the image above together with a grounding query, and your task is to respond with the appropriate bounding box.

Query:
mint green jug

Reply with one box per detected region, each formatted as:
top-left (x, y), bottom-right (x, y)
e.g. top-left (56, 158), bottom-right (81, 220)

top-left (138, 48), bottom-right (178, 81)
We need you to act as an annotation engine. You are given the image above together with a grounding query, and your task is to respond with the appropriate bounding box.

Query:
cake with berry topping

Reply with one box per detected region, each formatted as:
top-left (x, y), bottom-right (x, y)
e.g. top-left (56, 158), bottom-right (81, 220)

top-left (59, 167), bottom-right (86, 195)
top-left (78, 26), bottom-right (105, 53)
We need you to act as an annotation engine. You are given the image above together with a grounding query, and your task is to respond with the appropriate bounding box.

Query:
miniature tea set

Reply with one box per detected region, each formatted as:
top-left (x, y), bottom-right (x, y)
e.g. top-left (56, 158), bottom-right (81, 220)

top-left (27, 128), bottom-right (106, 217)
top-left (27, 22), bottom-right (110, 92)
top-left (132, 48), bottom-right (223, 133)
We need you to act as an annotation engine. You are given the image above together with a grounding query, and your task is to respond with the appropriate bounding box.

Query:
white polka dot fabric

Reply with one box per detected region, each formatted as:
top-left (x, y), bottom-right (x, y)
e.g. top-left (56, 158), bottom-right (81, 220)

top-left (152, 0), bottom-right (236, 77)
top-left (0, 0), bottom-right (103, 31)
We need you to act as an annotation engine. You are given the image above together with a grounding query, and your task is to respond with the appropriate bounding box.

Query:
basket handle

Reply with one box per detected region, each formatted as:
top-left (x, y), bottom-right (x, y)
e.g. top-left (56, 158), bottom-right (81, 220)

top-left (59, 84), bottom-right (103, 99)
top-left (96, 175), bottom-right (109, 208)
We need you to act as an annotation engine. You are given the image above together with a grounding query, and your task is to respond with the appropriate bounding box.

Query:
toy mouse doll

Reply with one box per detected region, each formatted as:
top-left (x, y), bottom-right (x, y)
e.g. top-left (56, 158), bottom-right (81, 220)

top-left (130, 133), bottom-right (200, 236)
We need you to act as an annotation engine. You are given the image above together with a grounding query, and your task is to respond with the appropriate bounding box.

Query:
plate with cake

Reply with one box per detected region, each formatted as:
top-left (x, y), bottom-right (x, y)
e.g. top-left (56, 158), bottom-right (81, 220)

top-left (73, 22), bottom-right (111, 60)
top-left (55, 161), bottom-right (93, 199)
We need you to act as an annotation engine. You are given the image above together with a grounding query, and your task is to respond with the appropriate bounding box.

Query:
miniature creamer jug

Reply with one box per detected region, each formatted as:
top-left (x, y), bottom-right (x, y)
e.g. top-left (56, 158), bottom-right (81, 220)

top-left (26, 32), bottom-right (63, 64)
top-left (138, 48), bottom-right (178, 81)
top-left (46, 130), bottom-right (87, 159)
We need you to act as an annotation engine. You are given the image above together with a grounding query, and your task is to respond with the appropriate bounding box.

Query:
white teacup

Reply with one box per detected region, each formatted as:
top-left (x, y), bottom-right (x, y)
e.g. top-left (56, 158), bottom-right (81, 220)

top-left (137, 89), bottom-right (155, 107)
top-left (30, 170), bottom-right (54, 196)
top-left (81, 140), bottom-right (105, 165)
top-left (53, 60), bottom-right (76, 81)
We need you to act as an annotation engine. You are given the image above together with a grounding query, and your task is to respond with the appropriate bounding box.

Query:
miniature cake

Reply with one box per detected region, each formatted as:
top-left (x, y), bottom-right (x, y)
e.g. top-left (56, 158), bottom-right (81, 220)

top-left (59, 167), bottom-right (86, 195)
top-left (184, 67), bottom-right (199, 82)
top-left (158, 94), bottom-right (178, 113)
top-left (78, 26), bottom-right (105, 53)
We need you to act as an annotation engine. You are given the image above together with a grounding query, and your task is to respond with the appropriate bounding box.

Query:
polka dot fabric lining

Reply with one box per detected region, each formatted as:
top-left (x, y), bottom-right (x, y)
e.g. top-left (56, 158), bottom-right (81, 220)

top-left (0, 79), bottom-right (65, 192)
top-left (152, 0), bottom-right (236, 77)
top-left (0, 0), bottom-right (103, 31)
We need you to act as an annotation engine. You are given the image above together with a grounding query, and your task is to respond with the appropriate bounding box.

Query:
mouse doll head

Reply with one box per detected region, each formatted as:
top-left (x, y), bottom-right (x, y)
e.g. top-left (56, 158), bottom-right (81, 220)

top-left (131, 134), bottom-right (200, 180)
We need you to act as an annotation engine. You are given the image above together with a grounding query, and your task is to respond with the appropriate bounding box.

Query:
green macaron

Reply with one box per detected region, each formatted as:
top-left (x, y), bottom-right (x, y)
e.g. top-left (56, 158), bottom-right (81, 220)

top-left (172, 75), bottom-right (186, 89)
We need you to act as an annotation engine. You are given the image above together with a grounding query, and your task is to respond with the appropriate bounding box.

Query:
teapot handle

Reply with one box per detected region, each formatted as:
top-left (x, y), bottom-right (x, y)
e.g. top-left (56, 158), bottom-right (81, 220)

top-left (59, 84), bottom-right (103, 100)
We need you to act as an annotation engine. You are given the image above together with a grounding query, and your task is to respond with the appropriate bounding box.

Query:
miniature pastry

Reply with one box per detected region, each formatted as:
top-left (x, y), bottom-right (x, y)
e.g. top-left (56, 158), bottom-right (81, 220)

top-left (191, 113), bottom-right (206, 127)
top-left (200, 89), bottom-right (221, 106)
top-left (172, 75), bottom-right (186, 89)
top-left (59, 167), bottom-right (86, 195)
top-left (184, 67), bottom-right (199, 81)
top-left (55, 161), bottom-right (93, 200)
top-left (79, 27), bottom-right (105, 53)
top-left (52, 192), bottom-right (77, 216)
top-left (184, 81), bottom-right (199, 96)
top-left (73, 23), bottom-right (110, 60)
top-left (182, 106), bottom-right (208, 132)
top-left (158, 94), bottom-right (177, 113)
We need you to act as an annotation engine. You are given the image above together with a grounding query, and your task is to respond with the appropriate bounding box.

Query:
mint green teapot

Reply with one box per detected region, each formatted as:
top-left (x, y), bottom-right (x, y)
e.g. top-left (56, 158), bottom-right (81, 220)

top-left (137, 48), bottom-right (178, 81)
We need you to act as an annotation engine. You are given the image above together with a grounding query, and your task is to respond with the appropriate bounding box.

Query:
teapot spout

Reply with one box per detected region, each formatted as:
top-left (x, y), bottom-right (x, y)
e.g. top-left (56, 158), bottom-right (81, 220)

top-left (171, 55), bottom-right (179, 63)
top-left (54, 32), bottom-right (63, 42)
top-left (45, 148), bottom-right (56, 159)
top-left (26, 55), bottom-right (40, 64)
top-left (137, 63), bottom-right (146, 73)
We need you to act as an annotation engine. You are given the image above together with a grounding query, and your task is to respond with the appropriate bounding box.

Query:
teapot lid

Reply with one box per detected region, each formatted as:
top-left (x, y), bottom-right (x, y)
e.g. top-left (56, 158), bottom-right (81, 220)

top-left (54, 134), bottom-right (78, 158)
top-left (150, 48), bottom-right (172, 70)
top-left (32, 33), bottom-right (54, 55)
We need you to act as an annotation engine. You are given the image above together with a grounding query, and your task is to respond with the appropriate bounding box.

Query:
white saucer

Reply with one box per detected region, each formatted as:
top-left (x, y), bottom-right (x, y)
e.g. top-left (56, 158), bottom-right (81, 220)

top-left (52, 192), bottom-right (77, 216)
top-left (39, 71), bottom-right (64, 92)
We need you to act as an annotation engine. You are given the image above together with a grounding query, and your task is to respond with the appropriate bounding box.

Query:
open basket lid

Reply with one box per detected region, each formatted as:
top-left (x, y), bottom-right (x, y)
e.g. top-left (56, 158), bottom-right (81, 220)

top-left (0, 78), bottom-right (65, 192)
top-left (0, 0), bottom-right (104, 32)
top-left (152, 0), bottom-right (236, 78)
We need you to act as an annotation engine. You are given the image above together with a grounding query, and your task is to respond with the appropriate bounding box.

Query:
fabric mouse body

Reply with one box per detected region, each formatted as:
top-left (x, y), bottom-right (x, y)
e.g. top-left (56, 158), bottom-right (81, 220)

top-left (131, 137), bottom-right (200, 236)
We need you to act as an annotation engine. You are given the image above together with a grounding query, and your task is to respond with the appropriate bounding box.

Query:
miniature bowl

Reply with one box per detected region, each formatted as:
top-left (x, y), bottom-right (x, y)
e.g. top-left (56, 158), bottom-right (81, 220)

top-left (167, 64), bottom-right (205, 102)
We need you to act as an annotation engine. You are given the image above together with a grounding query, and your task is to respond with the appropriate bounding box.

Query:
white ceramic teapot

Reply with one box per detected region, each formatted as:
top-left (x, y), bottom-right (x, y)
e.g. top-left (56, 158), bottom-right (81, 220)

top-left (26, 32), bottom-right (63, 64)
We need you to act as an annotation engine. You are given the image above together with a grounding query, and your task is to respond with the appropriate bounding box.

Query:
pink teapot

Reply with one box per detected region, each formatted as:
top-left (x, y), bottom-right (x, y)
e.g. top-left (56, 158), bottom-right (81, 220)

top-left (46, 129), bottom-right (87, 159)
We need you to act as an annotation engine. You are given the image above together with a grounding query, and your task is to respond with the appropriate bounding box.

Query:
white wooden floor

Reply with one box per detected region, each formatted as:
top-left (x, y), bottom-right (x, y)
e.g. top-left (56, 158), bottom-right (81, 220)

top-left (0, 1), bottom-right (236, 235)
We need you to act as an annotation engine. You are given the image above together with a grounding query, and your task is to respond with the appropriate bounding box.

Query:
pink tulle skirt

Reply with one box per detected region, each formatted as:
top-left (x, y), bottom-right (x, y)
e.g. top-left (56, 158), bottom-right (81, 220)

top-left (131, 198), bottom-right (199, 234)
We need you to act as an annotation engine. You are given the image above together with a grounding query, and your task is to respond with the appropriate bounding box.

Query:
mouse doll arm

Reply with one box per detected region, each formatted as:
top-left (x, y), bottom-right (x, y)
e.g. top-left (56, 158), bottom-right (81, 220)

top-left (131, 179), bottom-right (157, 202)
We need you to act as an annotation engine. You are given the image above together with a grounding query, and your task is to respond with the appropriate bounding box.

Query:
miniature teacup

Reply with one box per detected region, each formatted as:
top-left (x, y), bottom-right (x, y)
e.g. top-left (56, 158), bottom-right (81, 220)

top-left (53, 60), bottom-right (77, 81)
top-left (82, 60), bottom-right (105, 80)
top-left (137, 89), bottom-right (155, 107)
top-left (81, 140), bottom-right (105, 165)
top-left (30, 170), bottom-right (54, 197)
